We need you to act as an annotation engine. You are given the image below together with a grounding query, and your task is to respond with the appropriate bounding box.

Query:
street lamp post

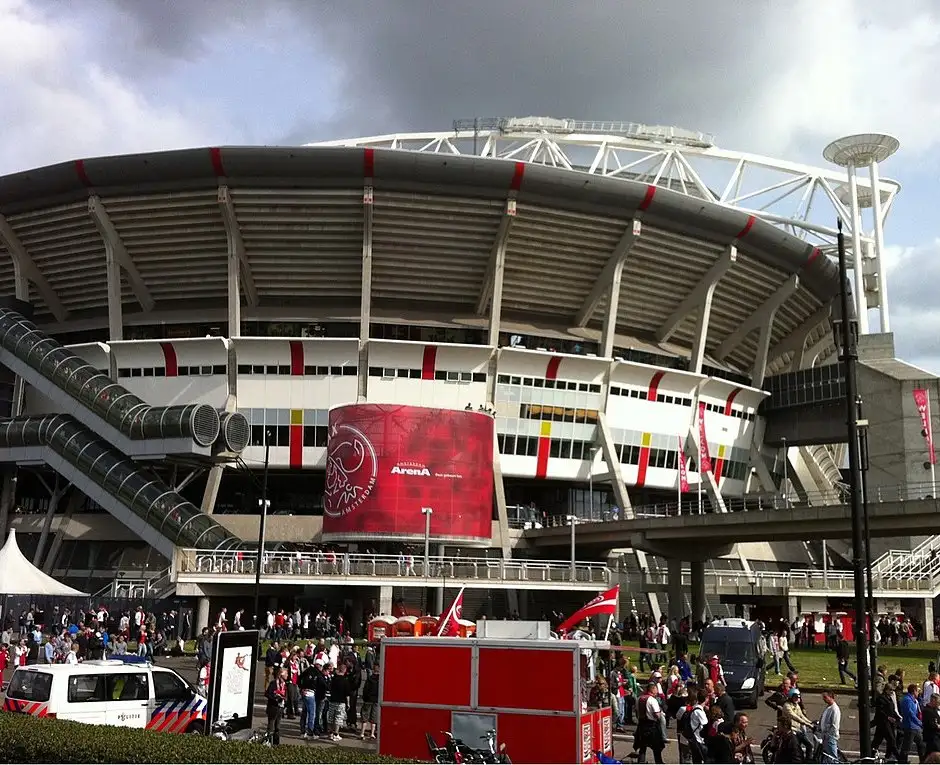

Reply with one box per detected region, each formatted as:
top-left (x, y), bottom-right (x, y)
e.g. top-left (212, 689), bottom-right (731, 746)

top-left (421, 507), bottom-right (433, 576)
top-left (588, 446), bottom-right (599, 520)
top-left (252, 430), bottom-right (271, 629)
top-left (834, 219), bottom-right (872, 758)
top-left (566, 514), bottom-right (577, 582)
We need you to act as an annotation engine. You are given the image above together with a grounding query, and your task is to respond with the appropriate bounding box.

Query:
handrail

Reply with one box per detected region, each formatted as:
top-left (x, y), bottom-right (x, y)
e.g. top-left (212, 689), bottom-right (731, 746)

top-left (177, 550), bottom-right (611, 585)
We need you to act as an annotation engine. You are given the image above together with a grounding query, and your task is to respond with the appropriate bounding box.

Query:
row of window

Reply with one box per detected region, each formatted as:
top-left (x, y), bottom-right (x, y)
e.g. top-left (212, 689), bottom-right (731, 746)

top-left (610, 385), bottom-right (694, 407)
top-left (519, 404), bottom-right (600, 424)
top-left (496, 374), bottom-right (603, 394)
top-left (701, 400), bottom-right (755, 422)
top-left (494, 434), bottom-right (749, 480)
top-left (249, 424), bottom-right (329, 448)
top-left (117, 365), bottom-right (226, 378)
top-left (238, 364), bottom-right (357, 377)
top-left (367, 367), bottom-right (487, 383)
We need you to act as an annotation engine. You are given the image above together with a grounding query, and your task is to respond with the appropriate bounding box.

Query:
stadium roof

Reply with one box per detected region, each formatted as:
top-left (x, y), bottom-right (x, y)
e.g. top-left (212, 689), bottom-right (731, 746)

top-left (0, 145), bottom-right (841, 375)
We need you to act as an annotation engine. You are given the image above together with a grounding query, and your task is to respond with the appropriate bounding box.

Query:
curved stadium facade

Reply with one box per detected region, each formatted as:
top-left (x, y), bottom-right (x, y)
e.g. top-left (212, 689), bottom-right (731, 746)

top-left (0, 118), bottom-right (921, 627)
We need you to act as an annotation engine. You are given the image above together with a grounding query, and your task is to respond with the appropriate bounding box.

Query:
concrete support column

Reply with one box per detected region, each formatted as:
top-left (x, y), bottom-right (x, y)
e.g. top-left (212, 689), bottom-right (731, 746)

top-left (667, 558), bottom-right (684, 624)
top-left (787, 595), bottom-right (799, 624)
top-left (0, 468), bottom-right (15, 539)
top-left (434, 544), bottom-right (446, 614)
top-left (196, 597), bottom-right (211, 633)
top-left (924, 598), bottom-right (935, 641)
top-left (506, 590), bottom-right (520, 618)
top-left (33, 484), bottom-right (67, 567)
top-left (379, 586), bottom-right (393, 616)
top-left (690, 561), bottom-right (706, 626)
top-left (201, 466), bottom-right (223, 515)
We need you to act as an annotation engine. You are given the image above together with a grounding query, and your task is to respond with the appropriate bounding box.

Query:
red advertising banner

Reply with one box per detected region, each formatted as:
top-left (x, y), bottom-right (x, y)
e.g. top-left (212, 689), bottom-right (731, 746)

top-left (677, 435), bottom-right (690, 492)
top-left (697, 402), bottom-right (713, 473)
top-left (914, 389), bottom-right (936, 465)
top-left (323, 404), bottom-right (494, 540)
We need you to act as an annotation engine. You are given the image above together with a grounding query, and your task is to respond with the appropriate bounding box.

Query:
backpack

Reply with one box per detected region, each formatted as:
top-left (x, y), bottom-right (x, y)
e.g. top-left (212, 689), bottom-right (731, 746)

top-left (679, 705), bottom-right (696, 741)
top-left (637, 693), bottom-right (650, 722)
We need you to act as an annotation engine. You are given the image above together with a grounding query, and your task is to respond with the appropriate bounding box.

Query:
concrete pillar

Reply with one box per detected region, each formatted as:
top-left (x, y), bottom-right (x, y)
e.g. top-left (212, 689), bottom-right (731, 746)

top-left (200, 465), bottom-right (223, 515)
top-left (33, 484), bottom-right (66, 567)
top-left (518, 590), bottom-right (529, 620)
top-left (0, 468), bottom-right (15, 539)
top-left (506, 590), bottom-right (519, 617)
top-left (690, 561), bottom-right (706, 626)
top-left (196, 597), bottom-right (210, 633)
top-left (667, 558), bottom-right (683, 623)
top-left (379, 586), bottom-right (393, 616)
top-left (924, 598), bottom-right (935, 641)
top-left (787, 595), bottom-right (799, 624)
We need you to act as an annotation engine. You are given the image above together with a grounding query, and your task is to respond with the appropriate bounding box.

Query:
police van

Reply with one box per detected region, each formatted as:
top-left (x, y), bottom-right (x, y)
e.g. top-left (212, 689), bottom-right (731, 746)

top-left (2, 659), bottom-right (207, 733)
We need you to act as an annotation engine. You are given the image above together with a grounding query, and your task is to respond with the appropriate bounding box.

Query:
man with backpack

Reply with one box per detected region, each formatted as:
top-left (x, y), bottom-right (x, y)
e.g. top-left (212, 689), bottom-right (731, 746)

top-left (633, 681), bottom-right (666, 764)
top-left (677, 689), bottom-right (709, 764)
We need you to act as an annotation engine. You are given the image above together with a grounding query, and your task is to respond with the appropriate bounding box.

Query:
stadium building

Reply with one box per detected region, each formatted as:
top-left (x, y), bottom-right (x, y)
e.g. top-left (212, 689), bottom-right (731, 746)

top-left (0, 117), bottom-right (934, 633)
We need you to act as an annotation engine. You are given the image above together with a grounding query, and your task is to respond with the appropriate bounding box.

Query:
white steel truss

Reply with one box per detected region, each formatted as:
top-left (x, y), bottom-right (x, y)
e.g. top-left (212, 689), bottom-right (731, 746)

top-left (308, 117), bottom-right (900, 252)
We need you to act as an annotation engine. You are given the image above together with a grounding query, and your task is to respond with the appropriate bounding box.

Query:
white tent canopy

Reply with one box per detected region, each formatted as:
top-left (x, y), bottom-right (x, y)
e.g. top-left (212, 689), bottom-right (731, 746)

top-left (0, 529), bottom-right (88, 597)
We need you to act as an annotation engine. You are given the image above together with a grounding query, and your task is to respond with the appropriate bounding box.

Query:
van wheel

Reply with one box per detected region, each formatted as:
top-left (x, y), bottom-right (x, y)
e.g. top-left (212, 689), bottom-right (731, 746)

top-left (187, 720), bottom-right (205, 735)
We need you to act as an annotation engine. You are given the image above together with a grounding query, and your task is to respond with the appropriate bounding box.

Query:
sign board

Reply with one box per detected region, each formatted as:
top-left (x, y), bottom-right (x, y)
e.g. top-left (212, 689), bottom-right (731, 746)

top-left (205, 629), bottom-right (259, 735)
top-left (323, 404), bottom-right (494, 541)
top-left (475, 620), bottom-right (552, 640)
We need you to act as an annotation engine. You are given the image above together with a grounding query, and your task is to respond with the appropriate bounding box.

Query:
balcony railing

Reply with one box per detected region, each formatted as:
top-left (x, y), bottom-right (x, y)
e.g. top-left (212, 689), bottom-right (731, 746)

top-left (177, 550), bottom-right (611, 586)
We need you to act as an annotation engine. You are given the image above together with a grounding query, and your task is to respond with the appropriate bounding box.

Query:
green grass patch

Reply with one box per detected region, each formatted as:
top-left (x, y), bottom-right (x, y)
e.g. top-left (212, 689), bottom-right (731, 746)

top-left (0, 712), bottom-right (411, 763)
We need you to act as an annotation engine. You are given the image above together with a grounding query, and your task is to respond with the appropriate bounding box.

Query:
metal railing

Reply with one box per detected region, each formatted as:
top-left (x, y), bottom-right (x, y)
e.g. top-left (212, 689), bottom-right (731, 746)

top-left (177, 550), bottom-right (611, 586)
top-left (92, 566), bottom-right (174, 600)
top-left (525, 480), bottom-right (940, 524)
top-left (618, 566), bottom-right (934, 595)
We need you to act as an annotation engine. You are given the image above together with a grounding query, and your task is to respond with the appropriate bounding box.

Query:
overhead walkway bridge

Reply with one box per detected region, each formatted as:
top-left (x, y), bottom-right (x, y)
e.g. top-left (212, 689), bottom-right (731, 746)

top-left (0, 307), bottom-right (249, 558)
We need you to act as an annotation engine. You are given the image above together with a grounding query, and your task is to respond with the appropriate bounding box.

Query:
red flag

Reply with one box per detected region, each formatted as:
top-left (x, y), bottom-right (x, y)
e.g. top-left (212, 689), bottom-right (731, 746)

top-left (914, 389), bottom-right (936, 464)
top-left (557, 584), bottom-right (619, 634)
top-left (677, 435), bottom-right (690, 493)
top-left (697, 403), bottom-right (713, 473)
top-left (435, 587), bottom-right (465, 636)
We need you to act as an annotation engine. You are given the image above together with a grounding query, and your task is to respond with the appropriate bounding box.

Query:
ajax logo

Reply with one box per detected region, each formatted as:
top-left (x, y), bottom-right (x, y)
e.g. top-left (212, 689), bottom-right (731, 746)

top-left (324, 423), bottom-right (378, 518)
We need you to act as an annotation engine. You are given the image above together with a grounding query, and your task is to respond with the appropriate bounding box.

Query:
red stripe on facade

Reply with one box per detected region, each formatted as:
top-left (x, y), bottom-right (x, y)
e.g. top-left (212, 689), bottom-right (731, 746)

top-left (289, 341), bottom-right (304, 376)
top-left (289, 425), bottom-right (303, 468)
top-left (545, 356), bottom-right (562, 380)
top-left (723, 387), bottom-right (742, 415)
top-left (364, 148), bottom-right (375, 178)
top-left (735, 215), bottom-right (756, 240)
top-left (714, 458), bottom-right (725, 483)
top-left (806, 247), bottom-right (821, 268)
top-left (74, 160), bottom-right (92, 187)
top-left (638, 185), bottom-right (656, 211)
top-left (159, 342), bottom-right (178, 377)
top-left (647, 371), bottom-right (665, 402)
top-left (636, 447), bottom-right (651, 487)
top-left (510, 162), bottom-right (526, 191)
top-left (535, 437), bottom-right (551, 478)
top-left (209, 147), bottom-right (225, 177)
top-left (421, 346), bottom-right (437, 380)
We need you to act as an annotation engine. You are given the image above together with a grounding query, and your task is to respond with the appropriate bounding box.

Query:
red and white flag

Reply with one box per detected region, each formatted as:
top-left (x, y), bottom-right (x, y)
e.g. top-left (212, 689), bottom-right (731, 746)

top-left (557, 584), bottom-right (620, 634)
top-left (914, 389), bottom-right (936, 465)
top-left (435, 587), bottom-right (465, 636)
top-left (697, 402), bottom-right (713, 473)
top-left (677, 435), bottom-right (690, 493)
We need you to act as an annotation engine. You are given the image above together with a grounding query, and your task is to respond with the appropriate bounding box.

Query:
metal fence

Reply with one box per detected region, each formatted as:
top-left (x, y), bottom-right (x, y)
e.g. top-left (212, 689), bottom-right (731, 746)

top-left (177, 550), bottom-right (611, 585)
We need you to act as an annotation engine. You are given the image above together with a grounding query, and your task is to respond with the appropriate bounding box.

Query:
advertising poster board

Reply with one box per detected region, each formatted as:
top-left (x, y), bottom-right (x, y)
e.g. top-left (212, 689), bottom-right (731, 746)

top-left (205, 629), bottom-right (259, 735)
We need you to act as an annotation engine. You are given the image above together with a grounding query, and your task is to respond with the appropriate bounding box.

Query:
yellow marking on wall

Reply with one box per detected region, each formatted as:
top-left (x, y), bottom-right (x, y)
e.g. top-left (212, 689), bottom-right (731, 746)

top-left (540, 421), bottom-right (552, 437)
top-left (290, 409), bottom-right (303, 426)
top-left (641, 432), bottom-right (651, 448)
top-left (717, 444), bottom-right (726, 459)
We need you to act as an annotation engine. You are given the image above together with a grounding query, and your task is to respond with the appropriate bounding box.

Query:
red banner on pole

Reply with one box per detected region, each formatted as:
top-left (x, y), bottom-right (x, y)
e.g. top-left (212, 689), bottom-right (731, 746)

top-left (914, 389), bottom-right (936, 465)
top-left (697, 402), bottom-right (713, 473)
top-left (677, 435), bottom-right (690, 492)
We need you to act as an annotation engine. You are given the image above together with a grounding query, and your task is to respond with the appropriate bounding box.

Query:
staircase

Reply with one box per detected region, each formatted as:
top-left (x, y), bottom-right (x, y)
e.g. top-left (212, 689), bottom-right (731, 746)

top-left (93, 567), bottom-right (175, 601)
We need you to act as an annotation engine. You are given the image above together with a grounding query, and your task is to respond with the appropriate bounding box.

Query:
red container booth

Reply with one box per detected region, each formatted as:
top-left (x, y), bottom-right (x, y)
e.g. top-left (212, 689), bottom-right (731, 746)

top-left (378, 637), bottom-right (614, 764)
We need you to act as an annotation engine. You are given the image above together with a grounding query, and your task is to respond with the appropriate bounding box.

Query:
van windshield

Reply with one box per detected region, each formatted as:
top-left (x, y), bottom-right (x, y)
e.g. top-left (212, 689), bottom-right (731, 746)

top-left (7, 671), bottom-right (53, 702)
top-left (700, 639), bottom-right (757, 665)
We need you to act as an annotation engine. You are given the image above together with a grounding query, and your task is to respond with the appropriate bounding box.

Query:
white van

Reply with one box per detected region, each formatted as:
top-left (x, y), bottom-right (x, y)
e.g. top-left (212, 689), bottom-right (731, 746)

top-left (2, 659), bottom-right (207, 733)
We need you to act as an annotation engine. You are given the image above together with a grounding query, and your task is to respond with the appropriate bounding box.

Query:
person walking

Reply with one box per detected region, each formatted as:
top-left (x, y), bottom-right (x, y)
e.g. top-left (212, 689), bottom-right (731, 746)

top-left (819, 689), bottom-right (842, 763)
top-left (265, 668), bottom-right (288, 745)
top-left (835, 637), bottom-right (857, 686)
top-left (899, 682), bottom-right (925, 764)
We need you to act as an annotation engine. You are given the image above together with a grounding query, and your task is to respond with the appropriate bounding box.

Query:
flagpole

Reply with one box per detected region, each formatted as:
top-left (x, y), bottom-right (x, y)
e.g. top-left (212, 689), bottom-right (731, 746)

top-left (603, 613), bottom-right (614, 641)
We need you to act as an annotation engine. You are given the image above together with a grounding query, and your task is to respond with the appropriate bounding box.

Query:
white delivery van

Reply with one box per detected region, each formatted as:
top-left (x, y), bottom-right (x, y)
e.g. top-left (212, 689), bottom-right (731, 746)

top-left (2, 659), bottom-right (207, 733)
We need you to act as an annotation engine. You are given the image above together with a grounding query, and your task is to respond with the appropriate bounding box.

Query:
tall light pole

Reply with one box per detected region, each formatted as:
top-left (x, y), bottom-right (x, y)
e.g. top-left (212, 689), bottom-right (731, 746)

top-left (834, 218), bottom-right (872, 758)
top-left (252, 429), bottom-right (271, 629)
top-left (421, 507), bottom-right (433, 575)
top-left (588, 446), bottom-right (599, 520)
top-left (566, 514), bottom-right (577, 582)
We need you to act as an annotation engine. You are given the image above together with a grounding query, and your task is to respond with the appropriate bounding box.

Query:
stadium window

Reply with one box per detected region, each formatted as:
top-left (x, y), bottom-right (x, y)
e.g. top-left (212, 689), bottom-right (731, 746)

top-left (212, 365), bottom-right (226, 375)
top-left (435, 370), bottom-right (447, 381)
top-left (368, 366), bottom-right (382, 377)
top-left (472, 372), bottom-right (486, 383)
top-left (274, 425), bottom-right (289, 447)
top-left (589, 384), bottom-right (601, 394)
top-left (252, 365), bottom-right (264, 374)
top-left (510, 376), bottom-right (521, 385)
top-left (559, 440), bottom-right (573, 459)
top-left (143, 368), bottom-right (155, 377)
top-left (497, 374), bottom-right (510, 385)
top-left (549, 440), bottom-right (561, 458)
top-left (277, 365), bottom-right (290, 375)
top-left (118, 368), bottom-right (131, 377)
top-left (408, 368), bottom-right (421, 379)
top-left (250, 425), bottom-right (265, 446)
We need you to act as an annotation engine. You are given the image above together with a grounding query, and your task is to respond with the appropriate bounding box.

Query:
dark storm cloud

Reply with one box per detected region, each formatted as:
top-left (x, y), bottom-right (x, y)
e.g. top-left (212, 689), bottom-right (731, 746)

top-left (95, 0), bottom-right (774, 142)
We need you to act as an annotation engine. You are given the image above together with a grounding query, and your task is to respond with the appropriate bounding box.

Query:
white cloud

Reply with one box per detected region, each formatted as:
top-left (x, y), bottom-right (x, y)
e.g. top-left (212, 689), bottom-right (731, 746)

top-left (737, 1), bottom-right (940, 159)
top-left (0, 0), bottom-right (236, 175)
